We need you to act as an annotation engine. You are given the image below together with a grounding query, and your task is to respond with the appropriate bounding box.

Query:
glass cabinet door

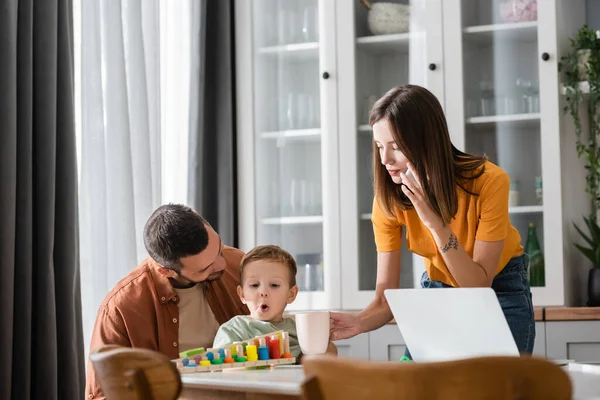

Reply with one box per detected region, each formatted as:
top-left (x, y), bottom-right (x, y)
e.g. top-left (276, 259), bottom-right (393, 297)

top-left (249, 0), bottom-right (334, 309)
top-left (458, 0), bottom-right (545, 286)
top-left (338, 0), bottom-right (444, 309)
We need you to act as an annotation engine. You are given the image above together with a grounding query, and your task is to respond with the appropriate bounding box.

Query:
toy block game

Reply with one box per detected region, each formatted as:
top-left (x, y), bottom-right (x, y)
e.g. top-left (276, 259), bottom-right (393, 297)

top-left (173, 330), bottom-right (297, 373)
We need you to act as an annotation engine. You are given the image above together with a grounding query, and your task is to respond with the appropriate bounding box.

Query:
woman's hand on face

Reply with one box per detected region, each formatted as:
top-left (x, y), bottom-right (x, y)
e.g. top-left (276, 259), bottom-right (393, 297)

top-left (329, 312), bottom-right (361, 341)
top-left (400, 163), bottom-right (445, 231)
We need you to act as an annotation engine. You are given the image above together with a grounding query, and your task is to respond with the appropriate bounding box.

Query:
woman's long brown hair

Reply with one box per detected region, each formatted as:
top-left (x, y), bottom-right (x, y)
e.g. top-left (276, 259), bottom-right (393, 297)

top-left (370, 85), bottom-right (487, 223)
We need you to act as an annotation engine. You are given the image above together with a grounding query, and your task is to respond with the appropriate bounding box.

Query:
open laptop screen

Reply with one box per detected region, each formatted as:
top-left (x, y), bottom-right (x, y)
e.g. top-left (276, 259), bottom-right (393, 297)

top-left (384, 287), bottom-right (520, 362)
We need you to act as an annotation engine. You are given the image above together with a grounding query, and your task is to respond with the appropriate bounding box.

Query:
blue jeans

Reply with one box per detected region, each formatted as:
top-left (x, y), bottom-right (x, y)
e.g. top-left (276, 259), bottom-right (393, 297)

top-left (404, 254), bottom-right (535, 359)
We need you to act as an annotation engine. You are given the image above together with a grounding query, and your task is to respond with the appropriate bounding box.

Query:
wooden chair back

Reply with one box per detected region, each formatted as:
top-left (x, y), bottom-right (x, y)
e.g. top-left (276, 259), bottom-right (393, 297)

top-left (301, 355), bottom-right (572, 400)
top-left (90, 345), bottom-right (182, 400)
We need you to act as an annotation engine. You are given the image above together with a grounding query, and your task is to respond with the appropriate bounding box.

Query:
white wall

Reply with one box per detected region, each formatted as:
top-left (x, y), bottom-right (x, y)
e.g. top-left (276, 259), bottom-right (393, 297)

top-left (563, 0), bottom-right (599, 306)
top-left (587, 0), bottom-right (600, 28)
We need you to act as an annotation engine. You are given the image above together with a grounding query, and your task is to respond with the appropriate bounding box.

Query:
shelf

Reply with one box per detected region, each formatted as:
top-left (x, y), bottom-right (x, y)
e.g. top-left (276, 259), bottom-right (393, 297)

top-left (509, 205), bottom-right (543, 214)
top-left (463, 21), bottom-right (538, 44)
top-left (257, 42), bottom-right (319, 62)
top-left (361, 207), bottom-right (542, 220)
top-left (467, 113), bottom-right (540, 124)
top-left (356, 33), bottom-right (414, 56)
top-left (261, 216), bottom-right (323, 225)
top-left (466, 113), bottom-right (540, 129)
top-left (358, 125), bottom-right (372, 132)
top-left (260, 129), bottom-right (321, 141)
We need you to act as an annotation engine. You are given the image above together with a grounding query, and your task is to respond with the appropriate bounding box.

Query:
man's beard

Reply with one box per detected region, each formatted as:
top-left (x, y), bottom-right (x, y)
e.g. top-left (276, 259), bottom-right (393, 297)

top-left (204, 270), bottom-right (225, 282)
top-left (169, 269), bottom-right (225, 289)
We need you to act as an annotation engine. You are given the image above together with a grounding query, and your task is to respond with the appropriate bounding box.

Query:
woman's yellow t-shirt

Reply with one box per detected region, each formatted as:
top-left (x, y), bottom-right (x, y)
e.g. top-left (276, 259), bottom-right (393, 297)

top-left (371, 161), bottom-right (523, 287)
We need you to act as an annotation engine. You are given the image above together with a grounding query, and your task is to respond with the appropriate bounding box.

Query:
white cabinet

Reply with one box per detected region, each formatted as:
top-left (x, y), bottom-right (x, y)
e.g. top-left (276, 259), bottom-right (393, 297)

top-left (546, 321), bottom-right (600, 363)
top-left (235, 0), bottom-right (341, 310)
top-left (336, 0), bottom-right (444, 309)
top-left (363, 321), bottom-right (599, 363)
top-left (368, 325), bottom-right (407, 362)
top-left (533, 321), bottom-right (546, 358)
top-left (334, 333), bottom-right (370, 360)
top-left (235, 0), bottom-right (587, 310)
top-left (442, 0), bottom-right (587, 307)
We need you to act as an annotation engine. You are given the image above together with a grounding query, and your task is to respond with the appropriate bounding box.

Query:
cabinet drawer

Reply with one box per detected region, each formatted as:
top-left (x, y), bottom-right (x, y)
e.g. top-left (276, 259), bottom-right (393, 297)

top-left (368, 325), bottom-right (406, 361)
top-left (334, 332), bottom-right (370, 360)
top-left (546, 321), bottom-right (600, 363)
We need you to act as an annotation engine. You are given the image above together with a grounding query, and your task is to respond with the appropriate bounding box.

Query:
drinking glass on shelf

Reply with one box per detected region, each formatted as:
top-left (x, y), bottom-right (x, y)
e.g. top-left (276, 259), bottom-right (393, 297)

top-left (297, 93), bottom-right (309, 129)
top-left (268, 180), bottom-right (281, 217)
top-left (465, 99), bottom-right (478, 118)
top-left (535, 176), bottom-right (543, 205)
top-left (286, 92), bottom-right (298, 130)
top-left (531, 93), bottom-right (540, 113)
top-left (308, 181), bottom-right (321, 215)
top-left (299, 179), bottom-right (309, 215)
top-left (278, 90), bottom-right (288, 130)
top-left (478, 75), bottom-right (494, 116)
top-left (362, 95), bottom-right (379, 125)
top-left (296, 253), bottom-right (323, 291)
top-left (315, 97), bottom-right (321, 128)
top-left (496, 95), bottom-right (516, 115)
top-left (306, 94), bottom-right (317, 129)
top-left (277, 8), bottom-right (297, 45)
top-left (480, 97), bottom-right (495, 116)
top-left (302, 5), bottom-right (318, 43)
top-left (290, 179), bottom-right (310, 216)
top-left (509, 180), bottom-right (520, 207)
top-left (529, 82), bottom-right (540, 113)
top-left (290, 179), bottom-right (298, 216)
top-left (516, 77), bottom-right (539, 114)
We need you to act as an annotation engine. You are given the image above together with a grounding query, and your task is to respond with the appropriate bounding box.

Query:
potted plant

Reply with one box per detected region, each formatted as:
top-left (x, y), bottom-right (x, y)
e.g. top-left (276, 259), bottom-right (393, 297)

top-left (559, 24), bottom-right (600, 306)
top-left (573, 217), bottom-right (600, 306)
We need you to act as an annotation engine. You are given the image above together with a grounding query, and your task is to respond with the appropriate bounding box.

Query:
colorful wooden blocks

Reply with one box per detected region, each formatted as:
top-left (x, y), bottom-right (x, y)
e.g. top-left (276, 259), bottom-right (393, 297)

top-left (173, 330), bottom-right (296, 374)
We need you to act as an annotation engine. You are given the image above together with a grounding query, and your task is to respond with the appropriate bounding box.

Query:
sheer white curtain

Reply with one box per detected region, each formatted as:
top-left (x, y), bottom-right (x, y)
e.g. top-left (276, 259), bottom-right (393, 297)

top-left (75, 0), bottom-right (193, 360)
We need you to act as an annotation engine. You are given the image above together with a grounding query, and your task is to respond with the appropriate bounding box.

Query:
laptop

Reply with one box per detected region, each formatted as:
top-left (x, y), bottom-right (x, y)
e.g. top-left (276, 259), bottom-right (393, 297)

top-left (384, 287), bottom-right (520, 363)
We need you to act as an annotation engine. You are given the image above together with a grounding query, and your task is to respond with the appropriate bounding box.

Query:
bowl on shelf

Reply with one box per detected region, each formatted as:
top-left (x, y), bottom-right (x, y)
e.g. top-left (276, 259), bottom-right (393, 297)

top-left (360, 0), bottom-right (410, 35)
top-left (498, 0), bottom-right (537, 23)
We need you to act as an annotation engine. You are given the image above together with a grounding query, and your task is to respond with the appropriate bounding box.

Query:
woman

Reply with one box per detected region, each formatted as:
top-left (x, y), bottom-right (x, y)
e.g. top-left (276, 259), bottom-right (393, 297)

top-left (330, 85), bottom-right (535, 354)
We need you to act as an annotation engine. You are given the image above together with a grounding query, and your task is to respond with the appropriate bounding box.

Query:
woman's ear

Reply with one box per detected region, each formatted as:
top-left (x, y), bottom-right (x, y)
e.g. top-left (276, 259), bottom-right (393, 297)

top-left (287, 285), bottom-right (299, 304)
top-left (237, 285), bottom-right (246, 304)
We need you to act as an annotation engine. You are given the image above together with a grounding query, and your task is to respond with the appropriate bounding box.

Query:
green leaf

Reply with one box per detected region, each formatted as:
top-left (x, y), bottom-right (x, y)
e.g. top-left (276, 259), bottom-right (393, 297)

top-left (557, 24), bottom-right (600, 232)
top-left (575, 243), bottom-right (597, 264)
top-left (585, 216), bottom-right (600, 242)
top-left (574, 221), bottom-right (594, 247)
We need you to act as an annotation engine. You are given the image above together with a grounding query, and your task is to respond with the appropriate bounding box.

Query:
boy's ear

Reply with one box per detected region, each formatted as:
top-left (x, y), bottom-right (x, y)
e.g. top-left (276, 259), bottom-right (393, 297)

top-left (237, 285), bottom-right (246, 304)
top-left (287, 285), bottom-right (299, 304)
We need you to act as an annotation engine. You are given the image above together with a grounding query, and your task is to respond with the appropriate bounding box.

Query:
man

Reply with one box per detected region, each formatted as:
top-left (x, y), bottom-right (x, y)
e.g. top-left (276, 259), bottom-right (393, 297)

top-left (85, 204), bottom-right (249, 399)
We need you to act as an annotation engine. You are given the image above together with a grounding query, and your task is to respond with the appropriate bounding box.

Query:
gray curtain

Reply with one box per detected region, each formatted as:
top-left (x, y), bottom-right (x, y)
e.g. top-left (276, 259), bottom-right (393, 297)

top-left (188, 0), bottom-right (238, 246)
top-left (0, 0), bottom-right (85, 399)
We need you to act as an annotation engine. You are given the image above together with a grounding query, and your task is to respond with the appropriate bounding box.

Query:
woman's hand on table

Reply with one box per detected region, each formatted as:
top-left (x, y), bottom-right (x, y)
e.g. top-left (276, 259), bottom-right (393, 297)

top-left (329, 312), bottom-right (361, 341)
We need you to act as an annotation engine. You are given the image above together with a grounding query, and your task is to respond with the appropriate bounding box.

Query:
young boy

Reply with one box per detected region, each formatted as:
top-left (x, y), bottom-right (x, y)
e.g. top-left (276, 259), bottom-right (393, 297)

top-left (213, 245), bottom-right (337, 358)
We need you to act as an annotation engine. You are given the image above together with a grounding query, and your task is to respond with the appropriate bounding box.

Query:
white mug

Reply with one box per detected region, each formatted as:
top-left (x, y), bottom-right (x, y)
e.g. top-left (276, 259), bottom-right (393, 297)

top-left (295, 311), bottom-right (330, 355)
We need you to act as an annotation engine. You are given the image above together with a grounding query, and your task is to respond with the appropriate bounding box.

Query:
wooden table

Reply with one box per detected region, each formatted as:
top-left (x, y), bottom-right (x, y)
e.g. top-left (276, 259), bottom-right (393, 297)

top-left (179, 366), bottom-right (302, 399)
top-left (179, 363), bottom-right (600, 400)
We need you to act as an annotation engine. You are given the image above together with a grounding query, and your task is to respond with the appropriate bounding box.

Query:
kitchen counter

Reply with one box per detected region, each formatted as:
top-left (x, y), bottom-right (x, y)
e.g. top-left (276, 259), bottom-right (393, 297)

top-left (387, 308), bottom-right (545, 324)
top-left (291, 307), bottom-right (600, 323)
top-left (544, 307), bottom-right (600, 321)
